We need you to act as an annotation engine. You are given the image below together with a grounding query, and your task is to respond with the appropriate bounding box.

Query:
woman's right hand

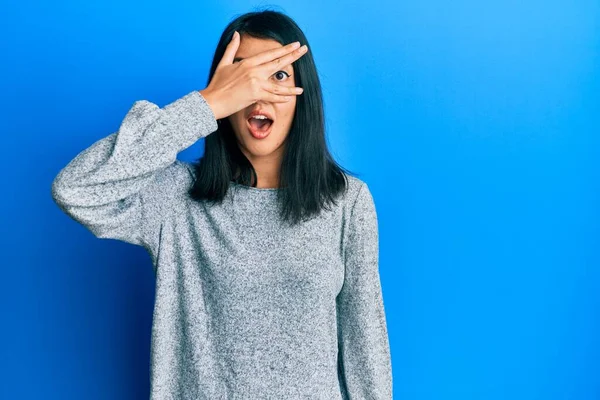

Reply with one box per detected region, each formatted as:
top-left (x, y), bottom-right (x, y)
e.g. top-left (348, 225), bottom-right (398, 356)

top-left (199, 31), bottom-right (308, 120)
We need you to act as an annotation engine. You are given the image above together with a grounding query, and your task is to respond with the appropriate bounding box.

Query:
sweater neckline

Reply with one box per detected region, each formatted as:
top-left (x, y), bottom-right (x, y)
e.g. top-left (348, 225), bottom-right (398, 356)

top-left (229, 181), bottom-right (283, 193)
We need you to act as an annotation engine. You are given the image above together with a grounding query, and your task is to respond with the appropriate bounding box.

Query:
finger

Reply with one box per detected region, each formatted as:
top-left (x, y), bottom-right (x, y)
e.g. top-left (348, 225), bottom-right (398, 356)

top-left (261, 45), bottom-right (308, 76)
top-left (264, 81), bottom-right (304, 97)
top-left (244, 41), bottom-right (302, 67)
top-left (259, 89), bottom-right (297, 103)
top-left (217, 31), bottom-right (240, 68)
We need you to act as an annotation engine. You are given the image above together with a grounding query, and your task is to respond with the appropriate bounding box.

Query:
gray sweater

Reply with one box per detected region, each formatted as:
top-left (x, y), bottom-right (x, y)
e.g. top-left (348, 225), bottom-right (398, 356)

top-left (51, 90), bottom-right (392, 399)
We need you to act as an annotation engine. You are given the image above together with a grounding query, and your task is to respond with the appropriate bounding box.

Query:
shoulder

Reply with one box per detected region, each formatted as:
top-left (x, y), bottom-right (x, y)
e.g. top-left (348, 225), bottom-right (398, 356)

top-left (343, 173), bottom-right (365, 191)
top-left (340, 174), bottom-right (378, 253)
top-left (149, 160), bottom-right (195, 191)
top-left (342, 173), bottom-right (373, 211)
top-left (337, 173), bottom-right (377, 236)
top-left (142, 160), bottom-right (196, 215)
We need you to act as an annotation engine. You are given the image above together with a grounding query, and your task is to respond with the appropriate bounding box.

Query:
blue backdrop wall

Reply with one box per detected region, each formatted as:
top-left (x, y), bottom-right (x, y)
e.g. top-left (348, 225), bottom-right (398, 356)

top-left (2, 0), bottom-right (598, 399)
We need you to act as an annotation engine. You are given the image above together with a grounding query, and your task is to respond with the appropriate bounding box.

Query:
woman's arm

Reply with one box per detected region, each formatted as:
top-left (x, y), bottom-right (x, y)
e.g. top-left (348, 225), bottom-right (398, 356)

top-left (50, 90), bottom-right (218, 257)
top-left (337, 182), bottom-right (393, 399)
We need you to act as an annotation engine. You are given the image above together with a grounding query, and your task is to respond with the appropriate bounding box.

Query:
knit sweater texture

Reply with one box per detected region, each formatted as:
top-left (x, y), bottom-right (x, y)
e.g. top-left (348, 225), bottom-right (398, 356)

top-left (51, 89), bottom-right (392, 399)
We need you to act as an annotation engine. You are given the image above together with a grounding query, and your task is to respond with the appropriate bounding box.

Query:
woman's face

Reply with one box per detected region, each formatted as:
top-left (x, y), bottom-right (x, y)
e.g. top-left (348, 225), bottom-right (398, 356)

top-left (227, 34), bottom-right (298, 165)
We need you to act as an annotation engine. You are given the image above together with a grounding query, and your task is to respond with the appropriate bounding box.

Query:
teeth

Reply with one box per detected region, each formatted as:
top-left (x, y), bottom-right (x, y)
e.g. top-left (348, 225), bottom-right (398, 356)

top-left (250, 115), bottom-right (269, 120)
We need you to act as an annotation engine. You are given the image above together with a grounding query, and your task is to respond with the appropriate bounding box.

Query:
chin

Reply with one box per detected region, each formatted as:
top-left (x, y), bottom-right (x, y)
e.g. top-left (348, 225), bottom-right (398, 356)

top-left (236, 129), bottom-right (287, 158)
top-left (244, 139), bottom-right (285, 157)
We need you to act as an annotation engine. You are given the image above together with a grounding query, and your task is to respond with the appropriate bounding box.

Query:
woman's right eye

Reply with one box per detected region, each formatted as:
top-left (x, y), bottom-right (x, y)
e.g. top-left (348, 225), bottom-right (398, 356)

top-left (273, 70), bottom-right (290, 82)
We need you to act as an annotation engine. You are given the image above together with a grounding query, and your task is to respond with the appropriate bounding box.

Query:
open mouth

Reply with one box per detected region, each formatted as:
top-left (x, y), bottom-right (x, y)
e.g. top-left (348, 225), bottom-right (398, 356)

top-left (246, 116), bottom-right (274, 138)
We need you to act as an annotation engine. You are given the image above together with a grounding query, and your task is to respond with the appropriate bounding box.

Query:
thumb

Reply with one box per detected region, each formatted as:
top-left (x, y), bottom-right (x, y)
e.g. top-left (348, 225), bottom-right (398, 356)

top-left (218, 31), bottom-right (240, 67)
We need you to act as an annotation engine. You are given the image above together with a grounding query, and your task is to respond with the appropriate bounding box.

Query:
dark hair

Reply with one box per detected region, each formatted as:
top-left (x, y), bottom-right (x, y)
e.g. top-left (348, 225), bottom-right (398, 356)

top-left (189, 8), bottom-right (356, 225)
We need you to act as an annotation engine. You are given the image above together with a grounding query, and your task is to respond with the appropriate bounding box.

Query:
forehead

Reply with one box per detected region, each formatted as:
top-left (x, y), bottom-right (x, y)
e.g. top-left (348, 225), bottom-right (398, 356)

top-left (233, 35), bottom-right (286, 63)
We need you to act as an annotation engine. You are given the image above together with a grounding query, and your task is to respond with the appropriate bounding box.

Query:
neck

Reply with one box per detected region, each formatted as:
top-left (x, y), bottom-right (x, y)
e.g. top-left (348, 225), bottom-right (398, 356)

top-left (250, 164), bottom-right (280, 188)
top-left (237, 144), bottom-right (285, 189)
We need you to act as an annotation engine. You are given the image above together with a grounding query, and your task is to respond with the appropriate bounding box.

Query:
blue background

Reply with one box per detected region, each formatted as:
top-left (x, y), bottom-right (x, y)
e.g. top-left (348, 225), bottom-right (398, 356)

top-left (2, 0), bottom-right (599, 399)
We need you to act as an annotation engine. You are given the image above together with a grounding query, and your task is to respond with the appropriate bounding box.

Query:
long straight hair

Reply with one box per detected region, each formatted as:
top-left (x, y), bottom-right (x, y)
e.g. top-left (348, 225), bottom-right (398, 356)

top-left (189, 9), bottom-right (356, 225)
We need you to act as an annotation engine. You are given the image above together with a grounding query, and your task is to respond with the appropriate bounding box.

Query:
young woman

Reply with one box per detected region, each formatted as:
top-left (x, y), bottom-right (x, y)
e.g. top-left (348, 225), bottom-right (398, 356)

top-left (51, 10), bottom-right (392, 400)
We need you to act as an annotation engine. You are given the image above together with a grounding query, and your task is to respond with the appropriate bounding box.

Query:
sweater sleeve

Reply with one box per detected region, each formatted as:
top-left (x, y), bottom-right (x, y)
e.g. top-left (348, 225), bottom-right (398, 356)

top-left (50, 90), bottom-right (218, 257)
top-left (337, 182), bottom-right (393, 399)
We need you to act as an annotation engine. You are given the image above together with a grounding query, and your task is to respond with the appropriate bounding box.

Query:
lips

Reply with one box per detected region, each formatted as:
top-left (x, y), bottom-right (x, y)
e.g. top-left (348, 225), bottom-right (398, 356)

top-left (246, 110), bottom-right (275, 139)
top-left (247, 109), bottom-right (274, 121)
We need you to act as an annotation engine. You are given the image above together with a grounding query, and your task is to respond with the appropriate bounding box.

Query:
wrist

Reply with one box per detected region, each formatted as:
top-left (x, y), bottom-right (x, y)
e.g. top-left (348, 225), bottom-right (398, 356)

top-left (199, 89), bottom-right (221, 120)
